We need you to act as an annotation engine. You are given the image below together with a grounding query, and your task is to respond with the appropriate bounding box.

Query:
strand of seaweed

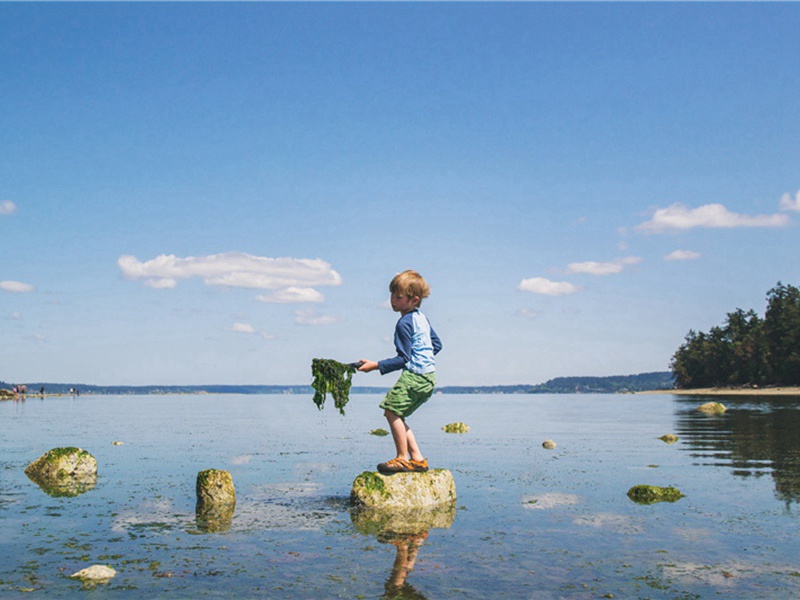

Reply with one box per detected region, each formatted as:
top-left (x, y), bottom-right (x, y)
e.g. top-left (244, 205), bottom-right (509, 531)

top-left (311, 358), bottom-right (357, 416)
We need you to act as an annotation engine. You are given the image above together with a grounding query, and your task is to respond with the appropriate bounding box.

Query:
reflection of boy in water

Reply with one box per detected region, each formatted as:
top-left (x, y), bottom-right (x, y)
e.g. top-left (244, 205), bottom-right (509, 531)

top-left (380, 531), bottom-right (429, 600)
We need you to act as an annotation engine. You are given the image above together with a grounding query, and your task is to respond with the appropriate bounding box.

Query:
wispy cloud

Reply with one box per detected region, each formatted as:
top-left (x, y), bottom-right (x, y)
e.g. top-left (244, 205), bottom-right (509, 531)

top-left (518, 277), bottom-right (580, 296)
top-left (635, 203), bottom-right (788, 233)
top-left (0, 200), bottom-right (17, 215)
top-left (665, 249), bottom-right (701, 262)
top-left (516, 308), bottom-right (541, 319)
top-left (294, 309), bottom-right (339, 326)
top-left (567, 256), bottom-right (641, 276)
top-left (228, 322), bottom-right (256, 334)
top-left (256, 287), bottom-right (324, 304)
top-left (780, 190), bottom-right (800, 212)
top-left (118, 253), bottom-right (342, 293)
top-left (1, 280), bottom-right (35, 293)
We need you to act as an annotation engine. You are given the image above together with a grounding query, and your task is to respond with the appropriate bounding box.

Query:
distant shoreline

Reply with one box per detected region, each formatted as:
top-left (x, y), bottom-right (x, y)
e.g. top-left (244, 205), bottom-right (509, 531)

top-left (639, 386), bottom-right (800, 396)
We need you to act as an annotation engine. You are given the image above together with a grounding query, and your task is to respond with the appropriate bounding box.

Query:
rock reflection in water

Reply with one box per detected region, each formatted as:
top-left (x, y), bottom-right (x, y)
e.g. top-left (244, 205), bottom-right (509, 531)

top-left (25, 472), bottom-right (97, 498)
top-left (195, 503), bottom-right (235, 533)
top-left (675, 395), bottom-right (800, 506)
top-left (351, 502), bottom-right (455, 599)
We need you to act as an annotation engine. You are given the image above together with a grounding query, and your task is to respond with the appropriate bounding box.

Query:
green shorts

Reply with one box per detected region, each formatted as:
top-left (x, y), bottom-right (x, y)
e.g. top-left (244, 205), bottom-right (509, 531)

top-left (380, 370), bottom-right (436, 420)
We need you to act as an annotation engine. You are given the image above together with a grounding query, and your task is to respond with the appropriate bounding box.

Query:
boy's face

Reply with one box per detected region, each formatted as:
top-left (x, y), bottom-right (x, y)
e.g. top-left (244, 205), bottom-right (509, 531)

top-left (390, 292), bottom-right (419, 314)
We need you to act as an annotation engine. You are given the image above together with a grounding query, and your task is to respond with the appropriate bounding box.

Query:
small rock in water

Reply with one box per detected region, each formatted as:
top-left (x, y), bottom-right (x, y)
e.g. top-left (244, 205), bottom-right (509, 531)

top-left (369, 428), bottom-right (390, 436)
top-left (542, 439), bottom-right (557, 450)
top-left (70, 565), bottom-right (116, 581)
top-left (112, 441), bottom-right (124, 446)
top-left (697, 402), bottom-right (727, 414)
top-left (442, 422), bottom-right (470, 434)
top-left (659, 434), bottom-right (679, 444)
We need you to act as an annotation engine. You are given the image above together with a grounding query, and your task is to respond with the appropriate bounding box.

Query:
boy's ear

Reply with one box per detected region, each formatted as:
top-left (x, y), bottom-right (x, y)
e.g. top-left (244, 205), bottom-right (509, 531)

top-left (411, 295), bottom-right (422, 307)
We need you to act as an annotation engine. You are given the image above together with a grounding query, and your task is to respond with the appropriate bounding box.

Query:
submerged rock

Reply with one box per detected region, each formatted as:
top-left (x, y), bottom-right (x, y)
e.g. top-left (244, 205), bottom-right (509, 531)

top-left (70, 565), bottom-right (116, 581)
top-left (351, 469), bottom-right (457, 510)
top-left (659, 434), bottom-right (679, 444)
top-left (370, 428), bottom-right (390, 436)
top-left (542, 439), bottom-right (557, 450)
top-left (697, 402), bottom-right (727, 414)
top-left (24, 447), bottom-right (98, 497)
top-left (442, 422), bottom-right (470, 434)
top-left (627, 484), bottom-right (685, 504)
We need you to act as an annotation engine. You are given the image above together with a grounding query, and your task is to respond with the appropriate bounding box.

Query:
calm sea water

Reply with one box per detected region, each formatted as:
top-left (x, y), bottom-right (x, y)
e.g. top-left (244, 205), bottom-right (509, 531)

top-left (2, 392), bottom-right (800, 598)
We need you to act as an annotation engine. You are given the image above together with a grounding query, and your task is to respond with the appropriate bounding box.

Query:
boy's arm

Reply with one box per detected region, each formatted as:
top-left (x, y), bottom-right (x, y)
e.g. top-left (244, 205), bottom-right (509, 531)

top-left (431, 325), bottom-right (442, 355)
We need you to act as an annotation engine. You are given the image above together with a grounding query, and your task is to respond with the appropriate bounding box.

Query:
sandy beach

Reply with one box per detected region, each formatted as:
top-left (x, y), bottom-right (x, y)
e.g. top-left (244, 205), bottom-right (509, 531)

top-left (640, 386), bottom-right (800, 396)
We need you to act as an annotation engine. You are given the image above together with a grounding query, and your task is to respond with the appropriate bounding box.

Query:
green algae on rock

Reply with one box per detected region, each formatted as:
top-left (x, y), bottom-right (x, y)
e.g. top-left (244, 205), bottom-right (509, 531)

top-left (697, 401), bottom-right (727, 414)
top-left (369, 428), bottom-right (390, 436)
top-left (311, 358), bottom-right (357, 415)
top-left (442, 422), bottom-right (470, 434)
top-left (24, 447), bottom-right (98, 497)
top-left (627, 484), bottom-right (685, 504)
top-left (659, 434), bottom-right (679, 444)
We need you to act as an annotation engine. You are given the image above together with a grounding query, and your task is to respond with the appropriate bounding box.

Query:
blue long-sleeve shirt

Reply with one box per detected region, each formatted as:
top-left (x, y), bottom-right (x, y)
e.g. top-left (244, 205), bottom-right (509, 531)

top-left (378, 309), bottom-right (442, 375)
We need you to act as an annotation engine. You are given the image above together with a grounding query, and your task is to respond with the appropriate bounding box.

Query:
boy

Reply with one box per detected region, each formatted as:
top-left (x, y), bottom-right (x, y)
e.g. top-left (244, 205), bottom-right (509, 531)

top-left (359, 270), bottom-right (442, 473)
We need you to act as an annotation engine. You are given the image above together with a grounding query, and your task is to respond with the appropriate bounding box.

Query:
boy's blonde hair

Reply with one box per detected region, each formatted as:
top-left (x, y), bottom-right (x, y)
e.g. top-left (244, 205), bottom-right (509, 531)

top-left (390, 270), bottom-right (431, 301)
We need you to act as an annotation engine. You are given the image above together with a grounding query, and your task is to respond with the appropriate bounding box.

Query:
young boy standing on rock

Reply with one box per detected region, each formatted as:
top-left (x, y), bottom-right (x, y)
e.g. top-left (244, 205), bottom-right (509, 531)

top-left (359, 270), bottom-right (442, 474)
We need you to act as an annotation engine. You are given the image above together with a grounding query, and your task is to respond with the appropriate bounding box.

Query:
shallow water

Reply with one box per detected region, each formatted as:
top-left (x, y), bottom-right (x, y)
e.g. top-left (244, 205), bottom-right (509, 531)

top-left (2, 393), bottom-right (800, 598)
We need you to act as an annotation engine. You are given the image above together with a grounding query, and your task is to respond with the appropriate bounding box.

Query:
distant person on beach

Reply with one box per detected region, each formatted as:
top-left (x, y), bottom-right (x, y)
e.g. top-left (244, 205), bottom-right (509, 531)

top-left (358, 270), bottom-right (442, 473)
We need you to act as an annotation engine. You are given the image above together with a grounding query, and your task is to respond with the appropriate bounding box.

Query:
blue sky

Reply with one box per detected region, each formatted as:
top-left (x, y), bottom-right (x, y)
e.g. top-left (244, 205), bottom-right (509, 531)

top-left (2, 3), bottom-right (799, 387)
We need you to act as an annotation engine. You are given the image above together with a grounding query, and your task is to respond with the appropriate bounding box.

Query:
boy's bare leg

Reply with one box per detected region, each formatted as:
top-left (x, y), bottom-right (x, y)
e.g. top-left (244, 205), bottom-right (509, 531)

top-left (385, 409), bottom-right (409, 459)
top-left (384, 409), bottom-right (424, 462)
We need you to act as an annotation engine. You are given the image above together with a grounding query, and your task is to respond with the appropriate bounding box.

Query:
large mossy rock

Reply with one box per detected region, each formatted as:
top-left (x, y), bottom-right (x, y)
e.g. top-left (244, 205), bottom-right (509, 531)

top-left (24, 447), bottom-right (97, 497)
top-left (351, 469), bottom-right (456, 510)
top-left (196, 469), bottom-right (236, 532)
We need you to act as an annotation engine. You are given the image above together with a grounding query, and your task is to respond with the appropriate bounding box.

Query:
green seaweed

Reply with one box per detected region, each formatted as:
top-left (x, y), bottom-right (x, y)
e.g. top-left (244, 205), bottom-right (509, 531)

top-left (627, 485), bottom-right (685, 504)
top-left (311, 358), bottom-right (357, 415)
top-left (369, 428), bottom-right (390, 437)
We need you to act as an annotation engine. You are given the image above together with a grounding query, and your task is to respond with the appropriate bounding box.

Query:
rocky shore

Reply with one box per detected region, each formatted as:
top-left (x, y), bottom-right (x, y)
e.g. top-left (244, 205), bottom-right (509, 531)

top-left (639, 386), bottom-right (800, 396)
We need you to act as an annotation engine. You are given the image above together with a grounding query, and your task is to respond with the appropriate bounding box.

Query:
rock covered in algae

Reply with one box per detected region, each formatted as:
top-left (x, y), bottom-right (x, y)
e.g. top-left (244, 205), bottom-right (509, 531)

top-left (70, 565), bottom-right (116, 581)
top-left (542, 439), bottom-right (557, 450)
top-left (370, 428), bottom-right (390, 436)
top-left (196, 469), bottom-right (236, 509)
top-left (442, 422), bottom-right (470, 434)
top-left (351, 469), bottom-right (456, 510)
top-left (659, 434), bottom-right (679, 444)
top-left (697, 401), bottom-right (727, 414)
top-left (24, 447), bottom-right (98, 497)
top-left (627, 484), bottom-right (685, 504)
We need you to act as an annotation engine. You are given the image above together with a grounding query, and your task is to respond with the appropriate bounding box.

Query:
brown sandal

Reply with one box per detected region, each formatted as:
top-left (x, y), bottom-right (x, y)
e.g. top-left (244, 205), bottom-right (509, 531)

top-left (378, 458), bottom-right (414, 473)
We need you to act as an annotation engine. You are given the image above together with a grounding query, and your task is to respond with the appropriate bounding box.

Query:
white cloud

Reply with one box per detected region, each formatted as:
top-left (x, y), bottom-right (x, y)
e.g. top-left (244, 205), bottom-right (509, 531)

top-left (635, 203), bottom-right (789, 233)
top-left (294, 309), bottom-right (339, 326)
top-left (117, 253), bottom-right (342, 292)
top-left (567, 256), bottom-right (641, 276)
top-left (0, 200), bottom-right (17, 215)
top-left (229, 322), bottom-right (256, 334)
top-left (665, 249), bottom-right (701, 261)
top-left (145, 278), bottom-right (177, 289)
top-left (1, 280), bottom-right (35, 293)
top-left (779, 190), bottom-right (800, 212)
top-left (518, 277), bottom-right (580, 296)
top-left (256, 287), bottom-right (324, 304)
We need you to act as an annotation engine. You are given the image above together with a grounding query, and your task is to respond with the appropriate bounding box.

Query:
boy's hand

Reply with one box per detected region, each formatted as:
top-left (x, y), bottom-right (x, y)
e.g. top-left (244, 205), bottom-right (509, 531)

top-left (358, 360), bottom-right (379, 373)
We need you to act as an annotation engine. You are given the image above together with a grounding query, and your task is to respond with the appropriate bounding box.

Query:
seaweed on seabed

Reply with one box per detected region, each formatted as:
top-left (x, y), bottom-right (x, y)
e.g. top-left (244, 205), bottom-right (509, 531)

top-left (311, 358), bottom-right (357, 415)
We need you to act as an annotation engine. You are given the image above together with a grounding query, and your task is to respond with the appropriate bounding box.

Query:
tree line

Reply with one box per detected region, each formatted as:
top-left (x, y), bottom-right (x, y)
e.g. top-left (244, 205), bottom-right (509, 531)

top-left (671, 282), bottom-right (800, 388)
